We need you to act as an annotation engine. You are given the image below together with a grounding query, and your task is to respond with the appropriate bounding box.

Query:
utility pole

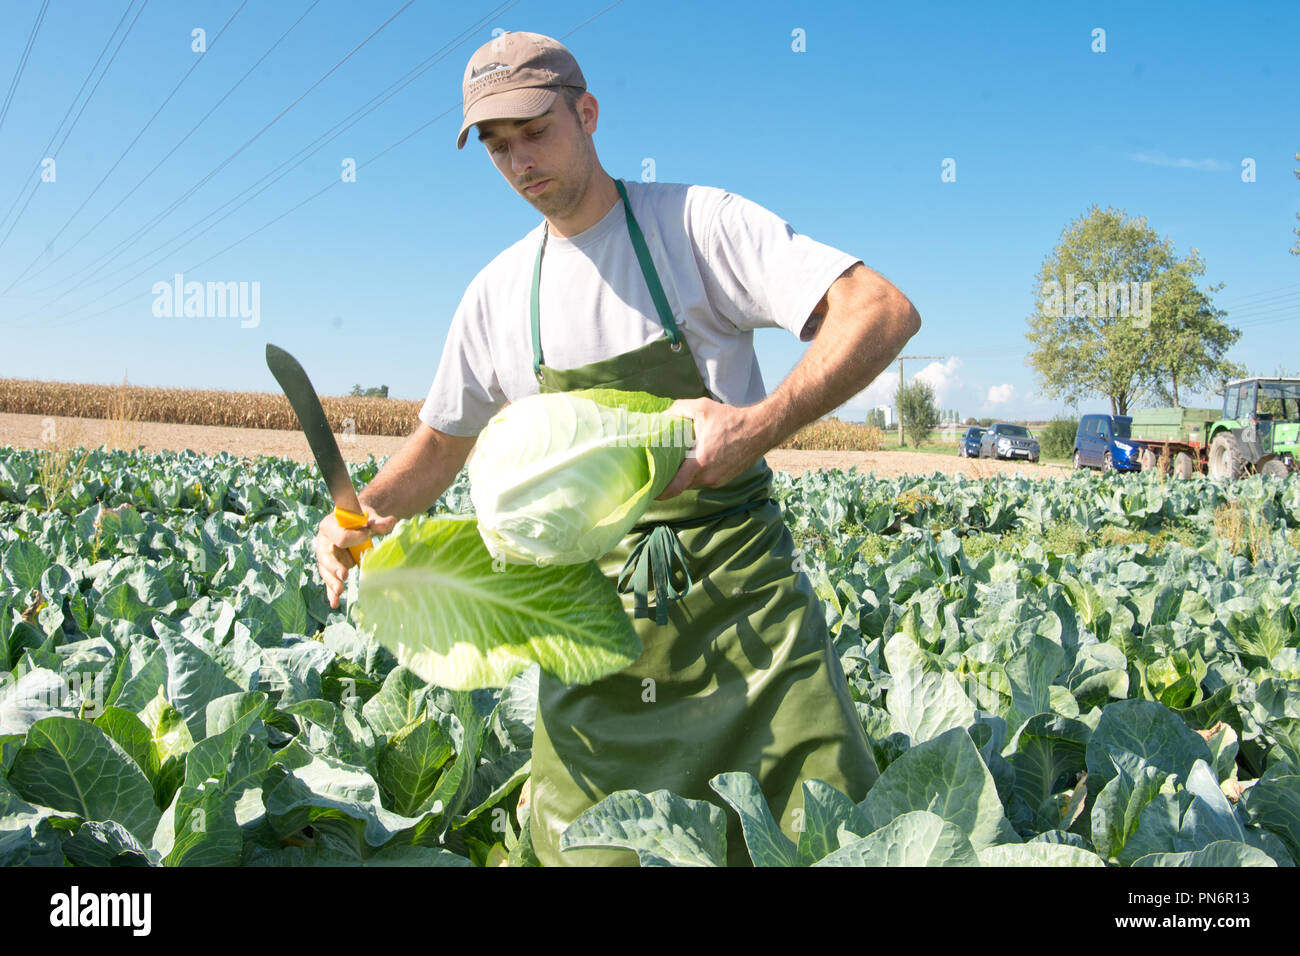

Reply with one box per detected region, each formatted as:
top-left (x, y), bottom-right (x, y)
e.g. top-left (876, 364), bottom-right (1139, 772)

top-left (895, 355), bottom-right (946, 446)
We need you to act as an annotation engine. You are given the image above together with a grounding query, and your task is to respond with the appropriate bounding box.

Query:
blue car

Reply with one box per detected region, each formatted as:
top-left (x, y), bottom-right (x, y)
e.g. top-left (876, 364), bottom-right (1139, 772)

top-left (1074, 414), bottom-right (1141, 471)
top-left (958, 426), bottom-right (986, 458)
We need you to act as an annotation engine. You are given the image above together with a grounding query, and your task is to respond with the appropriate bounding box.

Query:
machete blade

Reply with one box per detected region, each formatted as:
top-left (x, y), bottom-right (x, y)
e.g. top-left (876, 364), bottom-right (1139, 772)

top-left (265, 343), bottom-right (365, 516)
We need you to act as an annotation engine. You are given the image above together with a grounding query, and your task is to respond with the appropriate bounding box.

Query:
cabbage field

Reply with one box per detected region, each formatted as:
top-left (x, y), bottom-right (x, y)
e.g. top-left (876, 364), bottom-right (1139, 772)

top-left (1, 444), bottom-right (1297, 867)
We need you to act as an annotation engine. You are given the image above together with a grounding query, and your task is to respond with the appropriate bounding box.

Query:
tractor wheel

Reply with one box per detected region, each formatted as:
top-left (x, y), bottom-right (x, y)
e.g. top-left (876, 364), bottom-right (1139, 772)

top-left (1102, 451), bottom-right (1115, 472)
top-left (1259, 458), bottom-right (1290, 479)
top-left (1072, 449), bottom-right (1082, 470)
top-left (1139, 448), bottom-right (1158, 472)
top-left (1173, 452), bottom-right (1195, 479)
top-left (1208, 432), bottom-right (1249, 480)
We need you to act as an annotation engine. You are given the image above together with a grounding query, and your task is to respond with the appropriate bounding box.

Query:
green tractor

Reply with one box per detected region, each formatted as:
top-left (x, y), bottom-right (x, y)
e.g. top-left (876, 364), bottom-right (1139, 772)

top-left (1206, 377), bottom-right (1299, 479)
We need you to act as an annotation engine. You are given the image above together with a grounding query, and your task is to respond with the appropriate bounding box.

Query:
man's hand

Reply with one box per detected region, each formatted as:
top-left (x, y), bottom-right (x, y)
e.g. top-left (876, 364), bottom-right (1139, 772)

top-left (656, 397), bottom-right (768, 499)
top-left (315, 505), bottom-right (399, 609)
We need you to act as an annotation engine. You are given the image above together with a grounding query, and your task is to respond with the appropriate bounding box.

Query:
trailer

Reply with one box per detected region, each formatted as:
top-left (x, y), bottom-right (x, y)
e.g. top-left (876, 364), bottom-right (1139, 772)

top-left (1128, 406), bottom-right (1217, 478)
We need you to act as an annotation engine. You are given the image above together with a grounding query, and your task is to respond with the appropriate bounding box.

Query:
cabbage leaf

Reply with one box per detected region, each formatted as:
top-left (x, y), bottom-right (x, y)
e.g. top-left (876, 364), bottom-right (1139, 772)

top-left (356, 516), bottom-right (640, 690)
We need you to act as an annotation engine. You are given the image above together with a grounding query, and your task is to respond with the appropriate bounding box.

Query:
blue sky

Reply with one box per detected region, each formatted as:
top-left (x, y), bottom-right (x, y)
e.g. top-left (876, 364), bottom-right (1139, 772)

top-left (0, 0), bottom-right (1296, 423)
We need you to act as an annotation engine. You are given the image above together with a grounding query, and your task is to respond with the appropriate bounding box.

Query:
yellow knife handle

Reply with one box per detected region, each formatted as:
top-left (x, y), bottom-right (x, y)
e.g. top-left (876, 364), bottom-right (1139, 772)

top-left (334, 505), bottom-right (374, 566)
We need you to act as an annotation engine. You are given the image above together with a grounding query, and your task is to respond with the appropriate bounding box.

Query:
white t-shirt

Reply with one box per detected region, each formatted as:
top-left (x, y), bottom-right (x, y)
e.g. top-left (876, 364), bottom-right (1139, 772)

top-left (418, 179), bottom-right (861, 437)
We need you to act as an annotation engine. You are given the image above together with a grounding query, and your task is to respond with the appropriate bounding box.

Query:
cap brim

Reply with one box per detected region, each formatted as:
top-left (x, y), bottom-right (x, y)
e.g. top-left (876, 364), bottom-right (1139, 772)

top-left (456, 87), bottom-right (560, 149)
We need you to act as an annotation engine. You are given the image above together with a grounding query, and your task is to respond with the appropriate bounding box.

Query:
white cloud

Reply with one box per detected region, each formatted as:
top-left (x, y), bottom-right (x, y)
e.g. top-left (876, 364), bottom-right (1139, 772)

top-left (838, 373), bottom-right (899, 416)
top-left (912, 357), bottom-right (963, 406)
top-left (1125, 151), bottom-right (1229, 173)
top-left (987, 383), bottom-right (1015, 404)
top-left (837, 357), bottom-right (964, 418)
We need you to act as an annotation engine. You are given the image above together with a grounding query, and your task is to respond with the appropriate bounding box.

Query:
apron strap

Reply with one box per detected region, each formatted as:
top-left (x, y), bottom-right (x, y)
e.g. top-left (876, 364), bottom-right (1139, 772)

top-left (613, 179), bottom-right (683, 348)
top-left (531, 226), bottom-right (548, 379)
top-left (531, 179), bottom-right (682, 377)
top-left (617, 497), bottom-right (775, 624)
top-left (620, 525), bottom-right (692, 626)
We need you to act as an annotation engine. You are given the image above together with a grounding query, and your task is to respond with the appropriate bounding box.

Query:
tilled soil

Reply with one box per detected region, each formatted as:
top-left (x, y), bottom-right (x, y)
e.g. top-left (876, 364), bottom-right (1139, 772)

top-left (0, 412), bottom-right (1071, 479)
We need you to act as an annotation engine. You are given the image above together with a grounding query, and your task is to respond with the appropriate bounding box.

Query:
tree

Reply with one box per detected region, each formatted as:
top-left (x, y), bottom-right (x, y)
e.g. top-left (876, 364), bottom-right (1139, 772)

top-left (1292, 152), bottom-right (1299, 256)
top-left (896, 380), bottom-right (938, 448)
top-left (1025, 205), bottom-right (1240, 415)
top-left (1146, 254), bottom-right (1245, 405)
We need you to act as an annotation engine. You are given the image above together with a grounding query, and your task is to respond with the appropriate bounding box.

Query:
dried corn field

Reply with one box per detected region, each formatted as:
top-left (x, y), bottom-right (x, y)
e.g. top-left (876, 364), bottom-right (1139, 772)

top-left (0, 378), bottom-right (423, 437)
top-left (0, 378), bottom-right (895, 451)
top-left (779, 420), bottom-right (887, 451)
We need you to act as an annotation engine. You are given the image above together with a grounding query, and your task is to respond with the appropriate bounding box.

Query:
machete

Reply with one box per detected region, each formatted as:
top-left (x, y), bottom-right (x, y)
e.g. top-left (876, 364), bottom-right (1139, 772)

top-left (265, 343), bottom-right (372, 566)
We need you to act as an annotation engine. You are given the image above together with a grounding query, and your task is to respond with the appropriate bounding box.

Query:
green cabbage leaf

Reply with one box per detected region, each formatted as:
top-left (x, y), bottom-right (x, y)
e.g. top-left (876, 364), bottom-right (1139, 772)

top-left (356, 516), bottom-right (640, 690)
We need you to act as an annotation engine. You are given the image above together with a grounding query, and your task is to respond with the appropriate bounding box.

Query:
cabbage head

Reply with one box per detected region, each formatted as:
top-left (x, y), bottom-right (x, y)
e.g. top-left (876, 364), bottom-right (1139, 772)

top-left (468, 389), bottom-right (693, 565)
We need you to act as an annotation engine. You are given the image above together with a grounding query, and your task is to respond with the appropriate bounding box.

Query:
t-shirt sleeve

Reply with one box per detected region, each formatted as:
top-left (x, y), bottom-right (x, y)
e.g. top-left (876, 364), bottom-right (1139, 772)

top-left (695, 189), bottom-right (862, 341)
top-left (417, 277), bottom-right (505, 438)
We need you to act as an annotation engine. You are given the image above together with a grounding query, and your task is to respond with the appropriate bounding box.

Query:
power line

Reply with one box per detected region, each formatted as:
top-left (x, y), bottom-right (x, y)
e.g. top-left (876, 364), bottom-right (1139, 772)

top-left (25, 0), bottom-right (324, 301)
top-left (561, 0), bottom-right (625, 37)
top-left (0, 0), bottom-right (150, 258)
top-left (0, 1), bottom-right (136, 238)
top-left (5, 0), bottom-right (417, 309)
top-left (9, 0), bottom-right (510, 328)
top-left (20, 0), bottom-right (520, 328)
top-left (1218, 290), bottom-right (1300, 313)
top-left (1214, 281), bottom-right (1300, 307)
top-left (20, 0), bottom-right (628, 332)
top-left (3, 0), bottom-right (252, 293)
top-left (0, 0), bottom-right (50, 137)
top-left (1231, 305), bottom-right (1300, 328)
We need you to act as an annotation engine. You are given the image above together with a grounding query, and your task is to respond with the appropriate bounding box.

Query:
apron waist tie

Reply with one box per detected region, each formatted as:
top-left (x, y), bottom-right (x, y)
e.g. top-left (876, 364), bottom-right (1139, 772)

top-left (617, 497), bottom-right (776, 625)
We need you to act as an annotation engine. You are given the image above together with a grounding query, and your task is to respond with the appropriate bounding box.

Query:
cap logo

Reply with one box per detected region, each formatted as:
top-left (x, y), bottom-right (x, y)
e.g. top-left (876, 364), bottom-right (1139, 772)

top-left (470, 61), bottom-right (511, 80)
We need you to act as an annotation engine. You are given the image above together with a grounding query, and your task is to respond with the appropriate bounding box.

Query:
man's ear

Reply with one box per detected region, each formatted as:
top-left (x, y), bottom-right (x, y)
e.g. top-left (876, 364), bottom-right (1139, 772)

top-left (579, 92), bottom-right (599, 134)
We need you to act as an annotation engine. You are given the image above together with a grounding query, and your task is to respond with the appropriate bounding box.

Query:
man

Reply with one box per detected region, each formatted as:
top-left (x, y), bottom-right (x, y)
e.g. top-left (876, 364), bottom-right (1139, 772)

top-left (315, 31), bottom-right (921, 866)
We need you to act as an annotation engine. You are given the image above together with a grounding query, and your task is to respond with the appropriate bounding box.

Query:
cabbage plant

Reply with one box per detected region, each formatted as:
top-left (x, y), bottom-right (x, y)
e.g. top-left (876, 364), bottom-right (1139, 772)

top-left (468, 389), bottom-right (693, 566)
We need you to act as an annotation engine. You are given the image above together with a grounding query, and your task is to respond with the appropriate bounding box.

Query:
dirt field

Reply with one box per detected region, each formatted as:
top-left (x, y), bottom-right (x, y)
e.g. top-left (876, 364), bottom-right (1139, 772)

top-left (0, 412), bottom-right (1071, 480)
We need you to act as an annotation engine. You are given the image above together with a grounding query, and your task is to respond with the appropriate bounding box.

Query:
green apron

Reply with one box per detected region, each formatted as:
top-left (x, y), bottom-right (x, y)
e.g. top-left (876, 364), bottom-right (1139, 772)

top-left (527, 178), bottom-right (879, 866)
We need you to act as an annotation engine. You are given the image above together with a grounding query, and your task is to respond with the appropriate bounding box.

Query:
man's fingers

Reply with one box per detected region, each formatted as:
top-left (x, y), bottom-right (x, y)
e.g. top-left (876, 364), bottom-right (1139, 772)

top-left (328, 525), bottom-right (372, 550)
top-left (366, 514), bottom-right (398, 534)
top-left (315, 504), bottom-right (392, 612)
top-left (320, 561), bottom-right (345, 609)
top-left (656, 459), bottom-right (700, 500)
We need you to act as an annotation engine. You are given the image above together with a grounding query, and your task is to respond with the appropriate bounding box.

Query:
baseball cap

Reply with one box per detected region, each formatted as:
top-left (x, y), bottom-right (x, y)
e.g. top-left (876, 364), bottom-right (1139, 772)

top-left (456, 31), bottom-right (586, 149)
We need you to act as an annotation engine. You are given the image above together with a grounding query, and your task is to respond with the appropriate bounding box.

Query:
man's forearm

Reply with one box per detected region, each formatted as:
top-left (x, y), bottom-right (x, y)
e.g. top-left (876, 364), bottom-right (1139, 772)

top-left (749, 267), bottom-right (921, 450)
top-left (357, 425), bottom-right (476, 520)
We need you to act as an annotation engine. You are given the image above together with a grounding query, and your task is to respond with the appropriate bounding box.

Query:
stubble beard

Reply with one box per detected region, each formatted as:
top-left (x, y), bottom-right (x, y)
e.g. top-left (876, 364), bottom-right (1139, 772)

top-left (526, 142), bottom-right (596, 222)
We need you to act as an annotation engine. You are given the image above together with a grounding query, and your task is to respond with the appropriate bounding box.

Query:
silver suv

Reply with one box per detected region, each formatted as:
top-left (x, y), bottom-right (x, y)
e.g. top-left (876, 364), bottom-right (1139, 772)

top-left (978, 422), bottom-right (1041, 462)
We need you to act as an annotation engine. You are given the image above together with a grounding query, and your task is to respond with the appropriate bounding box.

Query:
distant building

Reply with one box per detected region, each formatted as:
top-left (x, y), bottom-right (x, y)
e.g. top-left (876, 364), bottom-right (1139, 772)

top-left (876, 405), bottom-right (894, 427)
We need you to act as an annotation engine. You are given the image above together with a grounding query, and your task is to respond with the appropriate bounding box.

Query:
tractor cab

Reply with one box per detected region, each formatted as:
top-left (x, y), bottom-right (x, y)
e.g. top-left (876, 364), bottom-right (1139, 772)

top-left (1224, 378), bottom-right (1300, 422)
